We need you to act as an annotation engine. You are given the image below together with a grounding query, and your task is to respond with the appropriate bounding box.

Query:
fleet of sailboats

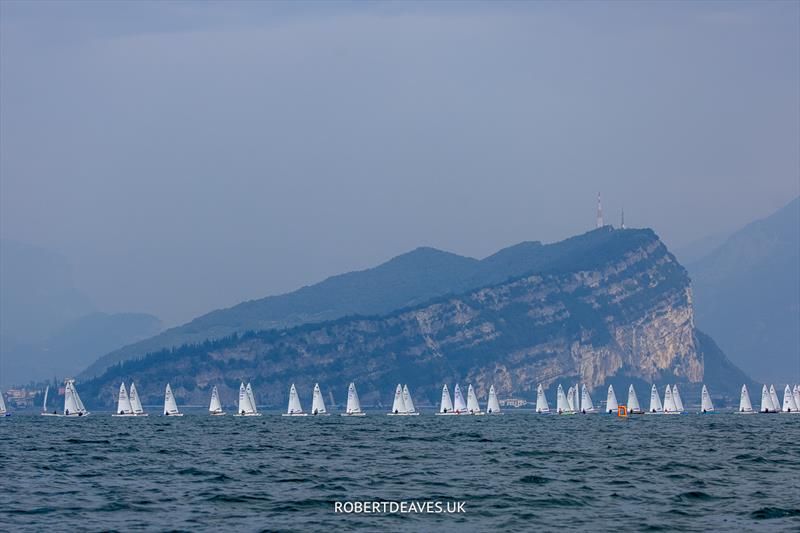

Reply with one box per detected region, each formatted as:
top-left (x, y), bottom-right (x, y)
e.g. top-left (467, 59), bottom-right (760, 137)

top-left (17, 378), bottom-right (800, 417)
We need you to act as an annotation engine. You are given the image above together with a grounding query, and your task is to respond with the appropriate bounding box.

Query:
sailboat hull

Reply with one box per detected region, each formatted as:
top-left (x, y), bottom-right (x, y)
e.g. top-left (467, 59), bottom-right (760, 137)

top-left (388, 412), bottom-right (420, 416)
top-left (735, 411), bottom-right (755, 414)
top-left (234, 413), bottom-right (262, 417)
top-left (162, 413), bottom-right (184, 417)
top-left (210, 412), bottom-right (226, 416)
top-left (111, 413), bottom-right (138, 417)
top-left (282, 413), bottom-right (308, 417)
top-left (341, 412), bottom-right (367, 417)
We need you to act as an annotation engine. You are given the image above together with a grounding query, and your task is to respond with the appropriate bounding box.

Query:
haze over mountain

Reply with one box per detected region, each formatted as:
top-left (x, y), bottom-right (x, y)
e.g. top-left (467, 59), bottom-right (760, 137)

top-left (0, 239), bottom-right (161, 387)
top-left (81, 227), bottom-right (751, 409)
top-left (688, 197), bottom-right (800, 383)
top-left (84, 228), bottom-right (665, 377)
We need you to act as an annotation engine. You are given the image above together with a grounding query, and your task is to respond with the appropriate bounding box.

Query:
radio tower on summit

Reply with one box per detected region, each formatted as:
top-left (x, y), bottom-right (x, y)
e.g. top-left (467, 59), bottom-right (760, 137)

top-left (596, 193), bottom-right (604, 228)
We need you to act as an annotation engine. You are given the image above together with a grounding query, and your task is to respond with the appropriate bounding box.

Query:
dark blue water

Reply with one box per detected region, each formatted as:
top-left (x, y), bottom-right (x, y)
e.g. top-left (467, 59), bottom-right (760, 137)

top-left (1, 412), bottom-right (798, 532)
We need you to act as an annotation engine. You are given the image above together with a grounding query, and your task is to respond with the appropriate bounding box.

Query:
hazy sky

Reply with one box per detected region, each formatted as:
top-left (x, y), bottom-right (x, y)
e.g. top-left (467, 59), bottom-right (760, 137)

top-left (2, 1), bottom-right (798, 326)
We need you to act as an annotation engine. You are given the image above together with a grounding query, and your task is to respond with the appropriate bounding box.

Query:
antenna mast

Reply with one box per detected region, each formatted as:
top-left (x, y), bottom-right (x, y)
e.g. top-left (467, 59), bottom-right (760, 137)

top-left (596, 193), bottom-right (604, 228)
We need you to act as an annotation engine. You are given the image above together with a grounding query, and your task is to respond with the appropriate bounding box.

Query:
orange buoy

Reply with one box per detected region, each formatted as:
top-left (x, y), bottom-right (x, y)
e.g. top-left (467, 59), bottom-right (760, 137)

top-left (617, 405), bottom-right (628, 417)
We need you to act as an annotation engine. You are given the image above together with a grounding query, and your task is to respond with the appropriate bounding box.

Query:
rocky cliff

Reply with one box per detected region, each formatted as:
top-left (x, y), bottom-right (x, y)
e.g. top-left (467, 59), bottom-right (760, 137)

top-left (82, 227), bottom-right (747, 408)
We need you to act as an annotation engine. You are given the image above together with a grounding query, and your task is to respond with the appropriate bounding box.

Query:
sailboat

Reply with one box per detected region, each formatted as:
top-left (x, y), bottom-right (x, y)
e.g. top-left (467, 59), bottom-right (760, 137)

top-left (566, 386), bottom-right (577, 413)
top-left (769, 385), bottom-right (781, 413)
top-left (606, 385), bottom-right (619, 414)
top-left (341, 382), bottom-right (366, 416)
top-left (648, 384), bottom-right (663, 414)
top-left (283, 384), bottom-right (307, 416)
top-left (129, 382), bottom-right (147, 416)
top-left (311, 383), bottom-right (329, 416)
top-left (782, 385), bottom-right (800, 413)
top-left (402, 384), bottom-right (420, 416)
top-left (580, 384), bottom-right (597, 413)
top-left (760, 384), bottom-right (776, 413)
top-left (535, 384), bottom-right (549, 414)
top-left (209, 385), bottom-right (225, 416)
top-left (388, 383), bottom-right (408, 415)
top-left (163, 383), bottom-right (183, 416)
top-left (487, 384), bottom-right (502, 415)
top-left (737, 384), bottom-right (754, 414)
top-left (452, 384), bottom-right (469, 415)
top-left (663, 384), bottom-right (679, 414)
top-left (556, 384), bottom-right (573, 414)
top-left (437, 384), bottom-right (456, 415)
top-left (0, 390), bottom-right (8, 416)
top-left (112, 382), bottom-right (135, 416)
top-left (60, 379), bottom-right (89, 417)
top-left (627, 385), bottom-right (643, 414)
top-left (235, 382), bottom-right (261, 416)
top-left (40, 385), bottom-right (58, 416)
top-left (466, 384), bottom-right (483, 415)
top-left (700, 384), bottom-right (715, 413)
top-left (672, 385), bottom-right (685, 414)
top-left (793, 385), bottom-right (800, 411)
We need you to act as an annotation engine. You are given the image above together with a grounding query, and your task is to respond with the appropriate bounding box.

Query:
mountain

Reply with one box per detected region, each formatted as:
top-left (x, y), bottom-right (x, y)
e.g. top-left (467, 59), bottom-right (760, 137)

top-left (688, 197), bottom-right (800, 383)
top-left (81, 227), bottom-right (752, 408)
top-left (0, 239), bottom-right (162, 387)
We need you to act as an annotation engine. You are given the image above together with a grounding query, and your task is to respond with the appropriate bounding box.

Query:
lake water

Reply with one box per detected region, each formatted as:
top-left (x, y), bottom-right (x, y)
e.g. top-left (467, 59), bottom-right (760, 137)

top-left (1, 411), bottom-right (798, 531)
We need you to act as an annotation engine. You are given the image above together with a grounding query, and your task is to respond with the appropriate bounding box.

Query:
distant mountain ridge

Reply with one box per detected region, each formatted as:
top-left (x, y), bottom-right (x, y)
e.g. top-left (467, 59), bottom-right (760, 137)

top-left (81, 227), bottom-right (752, 408)
top-left (689, 196), bottom-right (799, 383)
top-left (83, 228), bottom-right (644, 377)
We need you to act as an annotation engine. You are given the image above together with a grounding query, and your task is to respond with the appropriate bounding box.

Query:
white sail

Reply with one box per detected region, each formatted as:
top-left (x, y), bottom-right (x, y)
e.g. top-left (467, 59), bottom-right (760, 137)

top-left (466, 384), bottom-right (481, 414)
top-left (782, 385), bottom-right (799, 413)
top-left (606, 385), bottom-right (618, 413)
top-left (345, 382), bottom-right (364, 414)
top-left (769, 385), bottom-right (780, 413)
top-left (116, 383), bottom-right (133, 415)
top-left (628, 385), bottom-right (642, 413)
top-left (738, 384), bottom-right (754, 413)
top-left (129, 383), bottom-right (145, 415)
top-left (663, 384), bottom-right (678, 414)
top-left (649, 384), bottom-right (663, 413)
top-left (402, 385), bottom-right (417, 414)
top-left (557, 384), bottom-right (571, 414)
top-left (246, 383), bottom-right (258, 414)
top-left (487, 384), bottom-right (501, 414)
top-left (43, 385), bottom-right (49, 413)
top-left (439, 384), bottom-right (454, 413)
top-left (163, 383), bottom-right (180, 415)
top-left (700, 385), bottom-right (714, 412)
top-left (0, 391), bottom-right (6, 415)
top-left (672, 385), bottom-right (685, 413)
top-left (311, 383), bottom-right (327, 415)
top-left (580, 384), bottom-right (595, 413)
top-left (64, 379), bottom-right (87, 416)
top-left (566, 386), bottom-right (576, 412)
top-left (391, 383), bottom-right (406, 414)
top-left (287, 383), bottom-right (303, 415)
top-left (535, 384), bottom-right (549, 413)
top-left (453, 384), bottom-right (468, 413)
top-left (237, 382), bottom-right (255, 414)
top-left (760, 385), bottom-right (773, 412)
top-left (794, 385), bottom-right (800, 411)
top-left (209, 385), bottom-right (223, 414)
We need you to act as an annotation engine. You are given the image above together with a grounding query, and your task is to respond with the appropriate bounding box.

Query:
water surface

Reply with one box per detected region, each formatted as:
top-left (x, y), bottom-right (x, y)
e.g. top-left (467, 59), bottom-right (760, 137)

top-left (1, 412), bottom-right (798, 531)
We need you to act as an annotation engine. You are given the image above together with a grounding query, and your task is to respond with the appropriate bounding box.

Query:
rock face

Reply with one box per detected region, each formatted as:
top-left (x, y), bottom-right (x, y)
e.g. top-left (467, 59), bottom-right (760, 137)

top-left (83, 227), bottom-right (742, 408)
